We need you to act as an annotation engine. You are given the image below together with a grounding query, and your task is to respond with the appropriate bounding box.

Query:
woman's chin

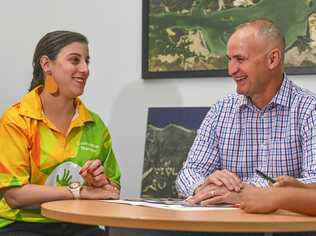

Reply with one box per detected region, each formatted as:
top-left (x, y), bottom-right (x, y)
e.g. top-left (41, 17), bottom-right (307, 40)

top-left (72, 87), bottom-right (85, 97)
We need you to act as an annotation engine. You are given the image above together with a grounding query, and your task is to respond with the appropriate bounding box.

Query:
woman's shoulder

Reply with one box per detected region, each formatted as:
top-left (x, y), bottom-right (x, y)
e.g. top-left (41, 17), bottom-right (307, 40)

top-left (0, 102), bottom-right (24, 124)
top-left (86, 109), bottom-right (103, 123)
top-left (85, 109), bottom-right (110, 130)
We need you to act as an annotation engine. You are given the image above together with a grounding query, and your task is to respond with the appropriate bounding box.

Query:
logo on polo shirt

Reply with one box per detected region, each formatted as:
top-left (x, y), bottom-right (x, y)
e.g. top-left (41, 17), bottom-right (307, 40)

top-left (80, 142), bottom-right (99, 153)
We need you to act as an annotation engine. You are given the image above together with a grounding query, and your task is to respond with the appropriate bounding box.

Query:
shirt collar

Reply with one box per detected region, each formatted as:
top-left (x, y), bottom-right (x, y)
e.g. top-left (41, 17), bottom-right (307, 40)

top-left (270, 74), bottom-right (291, 108)
top-left (237, 73), bottom-right (291, 110)
top-left (18, 86), bottom-right (94, 125)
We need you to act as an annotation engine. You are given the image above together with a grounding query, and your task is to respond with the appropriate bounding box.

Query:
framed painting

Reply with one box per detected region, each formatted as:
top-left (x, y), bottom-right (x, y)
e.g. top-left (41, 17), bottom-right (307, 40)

top-left (142, 0), bottom-right (316, 79)
top-left (141, 107), bottom-right (209, 198)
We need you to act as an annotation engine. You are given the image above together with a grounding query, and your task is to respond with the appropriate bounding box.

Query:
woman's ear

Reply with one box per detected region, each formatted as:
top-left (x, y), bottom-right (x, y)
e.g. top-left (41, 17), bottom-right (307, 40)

top-left (39, 55), bottom-right (51, 73)
top-left (268, 48), bottom-right (281, 70)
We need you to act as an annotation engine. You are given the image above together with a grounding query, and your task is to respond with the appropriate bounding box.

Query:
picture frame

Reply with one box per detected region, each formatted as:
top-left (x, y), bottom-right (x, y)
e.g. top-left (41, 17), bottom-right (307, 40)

top-left (142, 0), bottom-right (316, 79)
top-left (141, 107), bottom-right (210, 198)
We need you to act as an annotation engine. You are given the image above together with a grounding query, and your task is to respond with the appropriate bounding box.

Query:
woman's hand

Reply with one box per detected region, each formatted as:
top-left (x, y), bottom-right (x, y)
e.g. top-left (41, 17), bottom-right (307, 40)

top-left (80, 160), bottom-right (110, 188)
top-left (273, 176), bottom-right (305, 188)
top-left (80, 185), bottom-right (120, 200)
top-left (240, 185), bottom-right (279, 214)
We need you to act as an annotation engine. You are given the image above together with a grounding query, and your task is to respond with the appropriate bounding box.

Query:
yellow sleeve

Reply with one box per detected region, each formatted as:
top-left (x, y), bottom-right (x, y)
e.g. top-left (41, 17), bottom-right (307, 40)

top-left (0, 109), bottom-right (31, 189)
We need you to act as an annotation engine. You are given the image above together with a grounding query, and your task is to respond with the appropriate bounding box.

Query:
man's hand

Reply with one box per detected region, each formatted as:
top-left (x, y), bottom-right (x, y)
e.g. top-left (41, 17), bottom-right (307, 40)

top-left (187, 170), bottom-right (242, 205)
top-left (80, 160), bottom-right (110, 188)
top-left (197, 170), bottom-right (243, 192)
top-left (240, 185), bottom-right (278, 214)
top-left (189, 184), bottom-right (240, 205)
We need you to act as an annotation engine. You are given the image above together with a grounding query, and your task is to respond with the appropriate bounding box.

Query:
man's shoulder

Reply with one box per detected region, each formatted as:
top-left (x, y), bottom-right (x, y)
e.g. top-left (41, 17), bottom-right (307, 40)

top-left (205, 93), bottom-right (241, 119)
top-left (213, 93), bottom-right (241, 108)
top-left (289, 80), bottom-right (316, 104)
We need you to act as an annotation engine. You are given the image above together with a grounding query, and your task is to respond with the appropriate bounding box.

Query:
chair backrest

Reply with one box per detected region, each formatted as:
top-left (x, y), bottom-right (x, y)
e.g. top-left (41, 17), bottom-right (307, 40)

top-left (141, 107), bottom-right (209, 198)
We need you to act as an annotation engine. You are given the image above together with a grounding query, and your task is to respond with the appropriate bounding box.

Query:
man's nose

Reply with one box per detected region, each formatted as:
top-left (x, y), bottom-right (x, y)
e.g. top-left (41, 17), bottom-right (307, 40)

top-left (228, 61), bottom-right (238, 76)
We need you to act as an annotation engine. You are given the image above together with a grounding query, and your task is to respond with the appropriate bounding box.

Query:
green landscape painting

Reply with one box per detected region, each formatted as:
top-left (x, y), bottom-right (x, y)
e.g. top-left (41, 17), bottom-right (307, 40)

top-left (141, 107), bottom-right (209, 198)
top-left (143, 0), bottom-right (316, 78)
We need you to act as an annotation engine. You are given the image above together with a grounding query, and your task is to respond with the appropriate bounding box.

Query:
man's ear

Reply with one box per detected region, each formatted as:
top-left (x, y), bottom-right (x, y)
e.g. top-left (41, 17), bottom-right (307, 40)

top-left (267, 49), bottom-right (281, 70)
top-left (39, 55), bottom-right (52, 73)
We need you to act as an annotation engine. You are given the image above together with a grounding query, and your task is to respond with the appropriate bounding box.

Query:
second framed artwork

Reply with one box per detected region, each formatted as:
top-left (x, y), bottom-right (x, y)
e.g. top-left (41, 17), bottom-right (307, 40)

top-left (142, 0), bottom-right (316, 79)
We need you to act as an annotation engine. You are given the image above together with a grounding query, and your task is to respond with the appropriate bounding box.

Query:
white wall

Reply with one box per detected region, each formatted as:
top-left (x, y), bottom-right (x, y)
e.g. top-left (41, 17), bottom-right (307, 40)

top-left (1, 0), bottom-right (316, 198)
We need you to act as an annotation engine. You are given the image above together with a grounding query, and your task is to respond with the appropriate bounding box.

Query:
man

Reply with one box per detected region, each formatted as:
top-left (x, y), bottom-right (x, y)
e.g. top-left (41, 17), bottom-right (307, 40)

top-left (176, 19), bottom-right (316, 205)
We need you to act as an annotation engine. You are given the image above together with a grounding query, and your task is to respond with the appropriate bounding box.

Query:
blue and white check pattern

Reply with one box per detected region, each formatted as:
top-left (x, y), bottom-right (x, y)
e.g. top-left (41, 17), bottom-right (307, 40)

top-left (176, 75), bottom-right (316, 197)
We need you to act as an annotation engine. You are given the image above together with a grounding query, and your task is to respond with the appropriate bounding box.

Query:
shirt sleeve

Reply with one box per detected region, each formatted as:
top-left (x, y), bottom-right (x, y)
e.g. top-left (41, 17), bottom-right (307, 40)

top-left (176, 107), bottom-right (221, 197)
top-left (102, 128), bottom-right (121, 187)
top-left (0, 111), bottom-right (31, 189)
top-left (298, 110), bottom-right (316, 184)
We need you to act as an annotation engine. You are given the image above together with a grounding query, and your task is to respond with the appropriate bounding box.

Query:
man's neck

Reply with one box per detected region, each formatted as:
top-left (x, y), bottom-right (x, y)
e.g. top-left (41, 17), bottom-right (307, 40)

top-left (250, 73), bottom-right (284, 110)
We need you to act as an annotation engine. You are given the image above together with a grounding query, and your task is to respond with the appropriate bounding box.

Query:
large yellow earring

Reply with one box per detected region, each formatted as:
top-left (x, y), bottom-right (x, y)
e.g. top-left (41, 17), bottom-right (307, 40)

top-left (44, 74), bottom-right (58, 94)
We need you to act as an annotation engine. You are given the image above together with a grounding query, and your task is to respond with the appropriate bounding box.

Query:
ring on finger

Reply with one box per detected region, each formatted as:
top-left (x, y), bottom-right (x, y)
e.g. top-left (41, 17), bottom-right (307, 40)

top-left (210, 190), bottom-right (215, 197)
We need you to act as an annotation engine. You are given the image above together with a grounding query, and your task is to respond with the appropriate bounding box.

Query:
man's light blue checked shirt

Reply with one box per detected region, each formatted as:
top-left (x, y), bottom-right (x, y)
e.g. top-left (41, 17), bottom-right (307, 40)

top-left (176, 76), bottom-right (316, 197)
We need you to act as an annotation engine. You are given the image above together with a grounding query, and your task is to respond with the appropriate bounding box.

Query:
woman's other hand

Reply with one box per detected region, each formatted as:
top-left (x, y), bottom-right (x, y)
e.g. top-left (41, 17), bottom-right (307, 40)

top-left (80, 185), bottom-right (120, 200)
top-left (80, 160), bottom-right (110, 188)
top-left (240, 185), bottom-right (279, 214)
top-left (273, 176), bottom-right (305, 188)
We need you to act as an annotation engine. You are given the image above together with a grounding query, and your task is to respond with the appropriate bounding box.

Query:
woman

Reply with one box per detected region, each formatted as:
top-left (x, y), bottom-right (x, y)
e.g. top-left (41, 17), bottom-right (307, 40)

top-left (0, 31), bottom-right (121, 235)
top-left (240, 176), bottom-right (316, 216)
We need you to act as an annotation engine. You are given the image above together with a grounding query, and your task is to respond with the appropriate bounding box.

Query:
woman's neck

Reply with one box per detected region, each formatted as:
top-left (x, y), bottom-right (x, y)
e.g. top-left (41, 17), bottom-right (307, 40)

top-left (40, 90), bottom-right (75, 116)
top-left (40, 90), bottom-right (76, 134)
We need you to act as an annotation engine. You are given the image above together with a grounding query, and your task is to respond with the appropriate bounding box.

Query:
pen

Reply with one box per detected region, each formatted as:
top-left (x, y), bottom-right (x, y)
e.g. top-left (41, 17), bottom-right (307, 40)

top-left (255, 169), bottom-right (276, 184)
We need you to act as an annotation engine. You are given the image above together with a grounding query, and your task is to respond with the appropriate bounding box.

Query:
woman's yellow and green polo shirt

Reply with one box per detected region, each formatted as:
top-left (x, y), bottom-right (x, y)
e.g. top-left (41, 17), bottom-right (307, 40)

top-left (0, 87), bottom-right (121, 228)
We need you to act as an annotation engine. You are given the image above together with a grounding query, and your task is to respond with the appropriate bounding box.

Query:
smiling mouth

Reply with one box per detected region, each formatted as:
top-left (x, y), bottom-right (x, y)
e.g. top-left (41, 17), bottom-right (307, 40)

top-left (235, 77), bottom-right (245, 82)
top-left (73, 77), bottom-right (86, 85)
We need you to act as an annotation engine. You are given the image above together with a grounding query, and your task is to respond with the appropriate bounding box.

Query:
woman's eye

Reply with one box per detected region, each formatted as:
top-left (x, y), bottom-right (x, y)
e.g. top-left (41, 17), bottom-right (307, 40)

top-left (70, 57), bottom-right (80, 65)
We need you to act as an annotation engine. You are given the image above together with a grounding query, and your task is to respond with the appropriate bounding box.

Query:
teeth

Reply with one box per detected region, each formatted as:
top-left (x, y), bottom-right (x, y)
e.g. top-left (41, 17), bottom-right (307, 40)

top-left (74, 78), bottom-right (85, 85)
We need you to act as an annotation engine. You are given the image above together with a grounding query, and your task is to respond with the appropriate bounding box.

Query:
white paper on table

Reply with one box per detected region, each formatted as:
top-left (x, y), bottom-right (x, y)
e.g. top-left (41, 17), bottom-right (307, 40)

top-left (103, 199), bottom-right (239, 211)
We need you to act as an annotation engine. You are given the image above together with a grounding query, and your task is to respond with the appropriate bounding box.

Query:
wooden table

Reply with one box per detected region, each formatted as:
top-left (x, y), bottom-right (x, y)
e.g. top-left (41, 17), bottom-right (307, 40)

top-left (41, 200), bottom-right (316, 233)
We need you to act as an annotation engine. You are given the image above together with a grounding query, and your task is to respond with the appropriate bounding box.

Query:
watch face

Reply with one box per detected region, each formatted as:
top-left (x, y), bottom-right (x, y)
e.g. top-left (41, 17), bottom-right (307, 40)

top-left (69, 182), bottom-right (81, 189)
